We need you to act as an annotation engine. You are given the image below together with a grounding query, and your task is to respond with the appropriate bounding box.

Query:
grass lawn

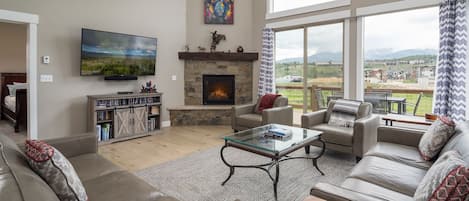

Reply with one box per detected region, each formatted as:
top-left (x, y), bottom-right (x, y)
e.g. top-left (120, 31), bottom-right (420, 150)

top-left (277, 88), bottom-right (433, 116)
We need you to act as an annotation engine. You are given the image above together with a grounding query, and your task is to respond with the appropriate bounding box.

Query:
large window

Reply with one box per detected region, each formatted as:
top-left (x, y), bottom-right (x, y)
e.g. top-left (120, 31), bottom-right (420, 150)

top-left (275, 23), bottom-right (344, 125)
top-left (268, 0), bottom-right (350, 19)
top-left (363, 7), bottom-right (439, 116)
top-left (306, 23), bottom-right (344, 114)
top-left (272, 0), bottom-right (337, 12)
top-left (275, 29), bottom-right (304, 125)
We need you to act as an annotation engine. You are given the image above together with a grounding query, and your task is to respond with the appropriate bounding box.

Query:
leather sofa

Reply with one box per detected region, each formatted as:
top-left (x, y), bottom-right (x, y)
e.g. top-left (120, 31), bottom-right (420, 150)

top-left (232, 96), bottom-right (293, 131)
top-left (302, 100), bottom-right (380, 160)
top-left (310, 122), bottom-right (469, 201)
top-left (0, 133), bottom-right (178, 201)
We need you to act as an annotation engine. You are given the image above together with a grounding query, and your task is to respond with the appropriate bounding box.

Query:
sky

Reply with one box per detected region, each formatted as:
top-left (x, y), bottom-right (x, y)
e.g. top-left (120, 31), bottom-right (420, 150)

top-left (364, 7), bottom-right (439, 51)
top-left (274, 6), bottom-right (439, 61)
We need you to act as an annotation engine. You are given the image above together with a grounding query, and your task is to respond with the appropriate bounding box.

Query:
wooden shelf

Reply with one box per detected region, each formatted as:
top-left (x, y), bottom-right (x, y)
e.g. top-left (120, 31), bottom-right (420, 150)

top-left (97, 120), bottom-right (113, 124)
top-left (178, 52), bottom-right (258, 61)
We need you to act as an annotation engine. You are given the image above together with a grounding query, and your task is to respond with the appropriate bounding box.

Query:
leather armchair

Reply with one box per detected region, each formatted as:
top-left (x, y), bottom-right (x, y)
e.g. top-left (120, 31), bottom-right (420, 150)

top-left (302, 100), bottom-right (380, 160)
top-left (232, 96), bottom-right (293, 131)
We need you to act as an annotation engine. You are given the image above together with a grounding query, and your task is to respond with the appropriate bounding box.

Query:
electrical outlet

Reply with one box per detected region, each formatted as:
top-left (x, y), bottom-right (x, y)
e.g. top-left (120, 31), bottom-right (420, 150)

top-left (171, 75), bottom-right (177, 81)
top-left (40, 74), bottom-right (53, 82)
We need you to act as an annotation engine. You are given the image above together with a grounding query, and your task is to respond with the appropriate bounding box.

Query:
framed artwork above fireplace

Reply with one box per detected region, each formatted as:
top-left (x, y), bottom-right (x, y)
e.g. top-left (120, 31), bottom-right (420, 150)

top-left (204, 0), bottom-right (234, 24)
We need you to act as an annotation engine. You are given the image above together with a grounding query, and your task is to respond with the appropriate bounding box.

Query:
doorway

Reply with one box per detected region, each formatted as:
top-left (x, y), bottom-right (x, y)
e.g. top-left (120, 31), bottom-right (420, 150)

top-left (0, 9), bottom-right (39, 140)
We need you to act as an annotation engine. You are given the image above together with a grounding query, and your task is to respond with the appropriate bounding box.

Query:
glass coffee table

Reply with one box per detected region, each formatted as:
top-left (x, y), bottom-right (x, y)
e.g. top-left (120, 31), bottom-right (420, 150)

top-left (220, 124), bottom-right (325, 200)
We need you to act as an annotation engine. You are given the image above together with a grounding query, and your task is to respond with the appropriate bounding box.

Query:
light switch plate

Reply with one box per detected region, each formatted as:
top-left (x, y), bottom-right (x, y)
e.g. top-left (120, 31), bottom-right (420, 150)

top-left (42, 56), bottom-right (50, 64)
top-left (171, 75), bottom-right (177, 81)
top-left (40, 74), bottom-right (53, 82)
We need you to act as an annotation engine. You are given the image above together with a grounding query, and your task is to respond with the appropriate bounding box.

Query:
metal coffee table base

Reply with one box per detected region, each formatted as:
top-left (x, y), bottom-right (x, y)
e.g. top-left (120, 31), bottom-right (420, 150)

top-left (220, 139), bottom-right (326, 201)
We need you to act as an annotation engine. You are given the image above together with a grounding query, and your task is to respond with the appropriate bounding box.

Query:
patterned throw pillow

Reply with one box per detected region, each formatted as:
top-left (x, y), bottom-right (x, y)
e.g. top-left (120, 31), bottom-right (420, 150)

top-left (25, 140), bottom-right (88, 201)
top-left (414, 151), bottom-right (469, 201)
top-left (419, 116), bottom-right (456, 161)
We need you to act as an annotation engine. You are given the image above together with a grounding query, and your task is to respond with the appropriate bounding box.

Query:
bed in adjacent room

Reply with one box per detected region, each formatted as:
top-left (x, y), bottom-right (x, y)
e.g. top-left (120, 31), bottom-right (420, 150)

top-left (1, 73), bottom-right (27, 132)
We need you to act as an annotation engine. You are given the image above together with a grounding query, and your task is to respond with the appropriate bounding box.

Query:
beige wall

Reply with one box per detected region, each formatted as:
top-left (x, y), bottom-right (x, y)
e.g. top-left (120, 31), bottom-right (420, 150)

top-left (251, 0), bottom-right (405, 98)
top-left (1, 0), bottom-right (187, 139)
top-left (186, 0), bottom-right (255, 52)
top-left (0, 22), bottom-right (27, 73)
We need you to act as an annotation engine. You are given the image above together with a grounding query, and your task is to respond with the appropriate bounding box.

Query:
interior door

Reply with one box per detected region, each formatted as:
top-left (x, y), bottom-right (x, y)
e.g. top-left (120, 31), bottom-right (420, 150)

top-left (133, 106), bottom-right (148, 134)
top-left (114, 108), bottom-right (133, 138)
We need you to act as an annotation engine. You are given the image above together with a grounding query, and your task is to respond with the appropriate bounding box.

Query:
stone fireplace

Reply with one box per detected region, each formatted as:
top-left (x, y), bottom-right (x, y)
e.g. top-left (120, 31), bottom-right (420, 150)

top-left (169, 52), bottom-right (258, 126)
top-left (203, 75), bottom-right (235, 105)
top-left (184, 60), bottom-right (253, 105)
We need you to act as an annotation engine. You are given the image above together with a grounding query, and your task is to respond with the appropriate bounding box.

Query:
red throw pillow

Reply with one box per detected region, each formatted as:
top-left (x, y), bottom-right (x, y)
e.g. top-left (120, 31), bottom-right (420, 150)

top-left (25, 140), bottom-right (88, 201)
top-left (257, 94), bottom-right (281, 113)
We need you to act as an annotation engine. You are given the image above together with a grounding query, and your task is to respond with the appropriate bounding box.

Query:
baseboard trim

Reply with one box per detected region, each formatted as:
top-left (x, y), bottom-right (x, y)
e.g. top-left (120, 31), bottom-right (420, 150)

top-left (161, 121), bottom-right (171, 128)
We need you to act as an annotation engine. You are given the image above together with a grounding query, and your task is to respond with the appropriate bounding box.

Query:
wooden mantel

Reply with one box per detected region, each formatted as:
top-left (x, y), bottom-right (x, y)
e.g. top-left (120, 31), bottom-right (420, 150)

top-left (178, 52), bottom-right (258, 61)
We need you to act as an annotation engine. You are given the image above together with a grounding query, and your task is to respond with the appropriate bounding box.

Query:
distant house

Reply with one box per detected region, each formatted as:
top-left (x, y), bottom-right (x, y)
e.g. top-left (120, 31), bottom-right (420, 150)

top-left (413, 66), bottom-right (436, 78)
top-left (409, 60), bottom-right (425, 65)
top-left (365, 69), bottom-right (386, 83)
top-left (385, 61), bottom-right (397, 66)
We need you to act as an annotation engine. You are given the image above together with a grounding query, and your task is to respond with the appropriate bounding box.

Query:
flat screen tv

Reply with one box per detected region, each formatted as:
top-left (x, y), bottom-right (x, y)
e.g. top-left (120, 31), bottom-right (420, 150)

top-left (80, 28), bottom-right (157, 77)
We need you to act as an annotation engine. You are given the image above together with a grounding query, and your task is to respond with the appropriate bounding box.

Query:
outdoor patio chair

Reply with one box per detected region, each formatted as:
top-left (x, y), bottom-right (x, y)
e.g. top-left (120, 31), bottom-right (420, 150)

top-left (364, 92), bottom-right (389, 114)
top-left (315, 89), bottom-right (327, 110)
top-left (390, 92), bottom-right (423, 116)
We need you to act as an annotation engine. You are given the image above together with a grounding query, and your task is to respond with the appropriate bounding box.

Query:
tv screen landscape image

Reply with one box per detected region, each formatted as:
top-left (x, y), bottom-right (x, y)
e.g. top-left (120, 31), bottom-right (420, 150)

top-left (80, 29), bottom-right (157, 76)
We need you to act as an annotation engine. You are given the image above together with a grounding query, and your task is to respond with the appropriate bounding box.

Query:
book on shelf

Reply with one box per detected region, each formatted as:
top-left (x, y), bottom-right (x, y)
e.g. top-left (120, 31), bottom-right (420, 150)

top-left (147, 117), bottom-right (158, 131)
top-left (96, 96), bottom-right (159, 108)
top-left (96, 125), bottom-right (102, 141)
top-left (97, 110), bottom-right (113, 121)
top-left (97, 123), bottom-right (113, 141)
top-left (150, 106), bottom-right (160, 115)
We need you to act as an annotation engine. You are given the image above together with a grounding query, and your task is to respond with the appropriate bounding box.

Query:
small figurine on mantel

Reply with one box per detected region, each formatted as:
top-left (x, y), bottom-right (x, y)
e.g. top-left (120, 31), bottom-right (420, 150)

top-left (210, 30), bottom-right (226, 52)
top-left (198, 46), bottom-right (207, 52)
top-left (141, 81), bottom-right (157, 93)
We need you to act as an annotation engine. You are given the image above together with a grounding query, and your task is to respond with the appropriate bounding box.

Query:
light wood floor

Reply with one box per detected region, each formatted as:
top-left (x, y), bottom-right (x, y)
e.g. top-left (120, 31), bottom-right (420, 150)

top-left (99, 126), bottom-right (232, 172)
top-left (0, 120), bottom-right (27, 144)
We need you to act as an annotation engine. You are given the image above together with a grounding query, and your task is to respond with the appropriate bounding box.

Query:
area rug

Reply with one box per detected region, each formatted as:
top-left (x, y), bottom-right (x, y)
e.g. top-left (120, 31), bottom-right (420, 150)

top-left (136, 146), bottom-right (356, 201)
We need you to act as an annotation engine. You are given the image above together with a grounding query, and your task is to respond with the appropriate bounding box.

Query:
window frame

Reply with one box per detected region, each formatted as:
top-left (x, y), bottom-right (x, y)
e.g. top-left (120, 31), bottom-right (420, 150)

top-left (355, 0), bottom-right (440, 101)
top-left (266, 0), bottom-right (351, 20)
top-left (273, 20), bottom-right (350, 113)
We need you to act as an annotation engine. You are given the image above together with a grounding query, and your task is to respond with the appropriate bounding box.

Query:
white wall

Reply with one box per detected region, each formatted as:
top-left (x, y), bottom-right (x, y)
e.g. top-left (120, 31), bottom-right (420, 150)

top-left (186, 0), bottom-right (255, 52)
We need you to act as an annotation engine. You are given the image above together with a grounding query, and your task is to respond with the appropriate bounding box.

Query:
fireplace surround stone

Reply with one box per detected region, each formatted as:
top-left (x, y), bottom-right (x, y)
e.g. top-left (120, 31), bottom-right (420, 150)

top-left (184, 60), bottom-right (252, 105)
top-left (170, 52), bottom-right (258, 126)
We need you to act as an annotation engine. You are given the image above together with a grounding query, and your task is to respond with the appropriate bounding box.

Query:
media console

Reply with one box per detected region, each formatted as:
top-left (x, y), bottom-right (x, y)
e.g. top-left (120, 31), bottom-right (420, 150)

top-left (88, 92), bottom-right (162, 144)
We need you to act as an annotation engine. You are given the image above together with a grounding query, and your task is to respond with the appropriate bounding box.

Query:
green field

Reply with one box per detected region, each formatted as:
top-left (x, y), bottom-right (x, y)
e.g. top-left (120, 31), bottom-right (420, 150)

top-left (275, 55), bottom-right (436, 116)
top-left (81, 54), bottom-right (155, 76)
top-left (277, 87), bottom-right (433, 116)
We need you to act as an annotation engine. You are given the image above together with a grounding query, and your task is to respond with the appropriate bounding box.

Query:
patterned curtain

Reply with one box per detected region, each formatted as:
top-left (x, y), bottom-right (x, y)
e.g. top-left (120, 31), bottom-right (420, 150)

top-left (258, 28), bottom-right (275, 97)
top-left (434, 0), bottom-right (467, 121)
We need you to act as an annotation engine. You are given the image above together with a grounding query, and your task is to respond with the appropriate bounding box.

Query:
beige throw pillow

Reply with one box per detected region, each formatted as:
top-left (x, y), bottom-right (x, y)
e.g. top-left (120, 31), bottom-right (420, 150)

top-left (418, 116), bottom-right (456, 161)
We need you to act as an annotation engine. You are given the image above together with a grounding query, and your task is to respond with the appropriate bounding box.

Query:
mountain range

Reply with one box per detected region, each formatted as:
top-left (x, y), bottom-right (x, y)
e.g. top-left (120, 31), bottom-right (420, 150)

top-left (277, 48), bottom-right (438, 64)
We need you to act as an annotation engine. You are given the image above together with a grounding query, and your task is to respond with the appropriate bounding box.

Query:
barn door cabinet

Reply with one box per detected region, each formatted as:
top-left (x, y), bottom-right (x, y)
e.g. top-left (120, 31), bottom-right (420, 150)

top-left (88, 93), bottom-right (162, 145)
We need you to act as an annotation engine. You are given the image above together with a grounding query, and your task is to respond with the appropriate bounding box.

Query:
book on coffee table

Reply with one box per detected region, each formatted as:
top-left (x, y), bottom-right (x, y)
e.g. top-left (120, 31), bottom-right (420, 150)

top-left (265, 127), bottom-right (292, 138)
